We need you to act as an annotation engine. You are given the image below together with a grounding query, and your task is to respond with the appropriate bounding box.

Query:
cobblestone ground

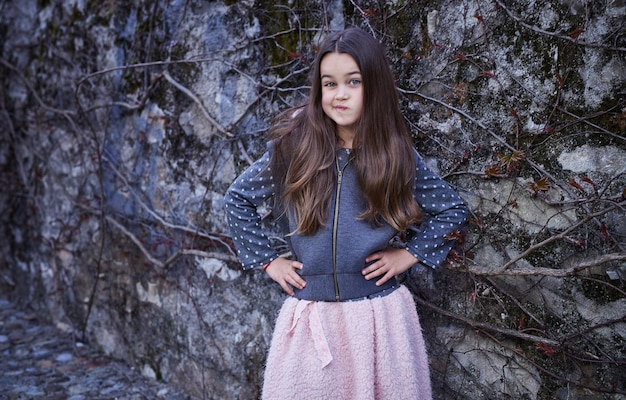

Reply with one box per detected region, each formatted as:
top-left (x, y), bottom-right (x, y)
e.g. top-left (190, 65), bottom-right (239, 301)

top-left (0, 297), bottom-right (191, 400)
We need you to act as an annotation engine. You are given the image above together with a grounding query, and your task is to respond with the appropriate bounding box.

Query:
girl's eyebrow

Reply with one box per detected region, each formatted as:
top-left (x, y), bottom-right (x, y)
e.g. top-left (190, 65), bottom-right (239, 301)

top-left (321, 71), bottom-right (362, 79)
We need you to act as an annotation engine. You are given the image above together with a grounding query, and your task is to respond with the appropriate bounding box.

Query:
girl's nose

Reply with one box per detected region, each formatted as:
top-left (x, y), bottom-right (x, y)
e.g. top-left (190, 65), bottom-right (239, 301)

top-left (335, 87), bottom-right (348, 99)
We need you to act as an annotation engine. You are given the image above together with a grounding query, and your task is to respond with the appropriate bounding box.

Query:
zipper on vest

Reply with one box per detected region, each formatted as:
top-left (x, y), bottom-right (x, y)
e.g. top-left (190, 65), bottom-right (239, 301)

top-left (332, 154), bottom-right (352, 301)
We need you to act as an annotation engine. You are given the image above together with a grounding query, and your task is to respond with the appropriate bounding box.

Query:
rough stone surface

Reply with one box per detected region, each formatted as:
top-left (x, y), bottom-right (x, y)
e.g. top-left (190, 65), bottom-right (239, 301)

top-left (1, 0), bottom-right (625, 399)
top-left (0, 297), bottom-right (189, 400)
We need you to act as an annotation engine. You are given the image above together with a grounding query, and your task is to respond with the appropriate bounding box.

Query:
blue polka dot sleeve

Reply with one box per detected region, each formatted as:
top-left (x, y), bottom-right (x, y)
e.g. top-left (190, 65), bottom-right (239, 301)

top-left (405, 151), bottom-right (469, 269)
top-left (224, 150), bottom-right (279, 270)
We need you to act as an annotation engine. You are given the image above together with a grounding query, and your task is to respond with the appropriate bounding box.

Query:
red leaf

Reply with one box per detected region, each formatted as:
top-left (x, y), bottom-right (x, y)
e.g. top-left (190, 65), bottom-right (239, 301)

top-left (569, 178), bottom-right (586, 194)
top-left (447, 250), bottom-right (463, 263)
top-left (470, 214), bottom-right (483, 229)
top-left (363, 8), bottom-right (377, 17)
top-left (529, 177), bottom-right (551, 194)
top-left (569, 28), bottom-right (585, 38)
top-left (518, 314), bottom-right (526, 330)
top-left (536, 342), bottom-right (556, 356)
top-left (485, 165), bottom-right (501, 177)
top-left (600, 224), bottom-right (610, 241)
top-left (499, 151), bottom-right (525, 165)
top-left (481, 71), bottom-right (496, 78)
top-left (556, 72), bottom-right (564, 88)
top-left (581, 176), bottom-right (598, 193)
top-left (506, 162), bottom-right (518, 174)
top-left (444, 230), bottom-right (463, 241)
top-left (456, 53), bottom-right (468, 61)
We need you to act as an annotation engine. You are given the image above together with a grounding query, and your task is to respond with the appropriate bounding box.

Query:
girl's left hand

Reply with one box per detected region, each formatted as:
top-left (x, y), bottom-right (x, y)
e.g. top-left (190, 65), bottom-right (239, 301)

top-left (363, 248), bottom-right (418, 286)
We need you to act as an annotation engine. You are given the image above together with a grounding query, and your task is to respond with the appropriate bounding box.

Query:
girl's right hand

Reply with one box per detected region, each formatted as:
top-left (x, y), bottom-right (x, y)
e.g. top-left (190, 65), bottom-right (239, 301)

top-left (264, 257), bottom-right (306, 296)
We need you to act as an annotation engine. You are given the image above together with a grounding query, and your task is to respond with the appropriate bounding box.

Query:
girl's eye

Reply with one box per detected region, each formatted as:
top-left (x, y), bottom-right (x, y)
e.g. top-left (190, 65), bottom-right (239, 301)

top-left (323, 81), bottom-right (336, 87)
top-left (349, 79), bottom-right (361, 86)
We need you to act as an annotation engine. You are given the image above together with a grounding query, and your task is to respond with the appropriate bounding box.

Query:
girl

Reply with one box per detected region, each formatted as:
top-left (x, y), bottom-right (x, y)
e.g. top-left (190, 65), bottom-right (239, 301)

top-left (225, 27), bottom-right (468, 400)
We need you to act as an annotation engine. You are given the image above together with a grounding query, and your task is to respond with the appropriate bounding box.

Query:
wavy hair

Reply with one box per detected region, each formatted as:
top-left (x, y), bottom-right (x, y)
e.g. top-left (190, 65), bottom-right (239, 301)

top-left (269, 27), bottom-right (422, 235)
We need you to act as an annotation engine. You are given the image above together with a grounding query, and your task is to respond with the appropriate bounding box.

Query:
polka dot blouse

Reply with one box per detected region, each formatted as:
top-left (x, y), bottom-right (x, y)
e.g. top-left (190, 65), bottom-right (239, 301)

top-left (224, 147), bottom-right (469, 271)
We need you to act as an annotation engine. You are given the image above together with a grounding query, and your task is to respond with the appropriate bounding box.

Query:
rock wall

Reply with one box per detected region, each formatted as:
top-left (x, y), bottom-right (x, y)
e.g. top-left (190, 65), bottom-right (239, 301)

top-left (1, 0), bottom-right (625, 399)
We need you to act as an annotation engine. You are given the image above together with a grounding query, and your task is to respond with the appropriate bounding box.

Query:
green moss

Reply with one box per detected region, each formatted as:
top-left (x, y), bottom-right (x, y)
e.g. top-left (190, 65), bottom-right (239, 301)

top-left (255, 0), bottom-right (308, 68)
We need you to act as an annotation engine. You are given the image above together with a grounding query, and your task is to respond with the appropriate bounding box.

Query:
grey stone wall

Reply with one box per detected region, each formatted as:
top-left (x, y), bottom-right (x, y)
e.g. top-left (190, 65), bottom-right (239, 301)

top-left (1, 0), bottom-right (624, 399)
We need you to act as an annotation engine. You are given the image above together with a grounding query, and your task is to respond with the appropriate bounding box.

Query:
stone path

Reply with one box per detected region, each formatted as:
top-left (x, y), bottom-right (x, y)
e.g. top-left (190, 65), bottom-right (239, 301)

top-left (0, 297), bottom-right (190, 400)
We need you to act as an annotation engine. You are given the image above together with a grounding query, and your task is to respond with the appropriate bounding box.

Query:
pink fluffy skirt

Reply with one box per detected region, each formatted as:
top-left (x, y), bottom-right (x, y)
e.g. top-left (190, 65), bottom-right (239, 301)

top-left (262, 285), bottom-right (433, 400)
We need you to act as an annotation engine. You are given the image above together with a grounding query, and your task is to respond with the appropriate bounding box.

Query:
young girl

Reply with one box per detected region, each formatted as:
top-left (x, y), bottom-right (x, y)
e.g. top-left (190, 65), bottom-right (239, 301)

top-left (225, 27), bottom-right (468, 399)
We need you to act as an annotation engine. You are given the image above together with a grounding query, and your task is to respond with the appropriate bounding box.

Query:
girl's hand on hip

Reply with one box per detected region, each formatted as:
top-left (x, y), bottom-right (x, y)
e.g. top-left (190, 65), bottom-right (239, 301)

top-left (265, 257), bottom-right (306, 296)
top-left (363, 248), bottom-right (418, 286)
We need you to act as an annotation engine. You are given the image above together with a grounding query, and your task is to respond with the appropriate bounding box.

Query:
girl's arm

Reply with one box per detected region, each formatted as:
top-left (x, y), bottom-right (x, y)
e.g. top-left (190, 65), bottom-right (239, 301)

top-left (224, 151), bottom-right (280, 271)
top-left (404, 151), bottom-right (469, 269)
top-left (363, 151), bottom-right (469, 285)
top-left (225, 149), bottom-right (308, 295)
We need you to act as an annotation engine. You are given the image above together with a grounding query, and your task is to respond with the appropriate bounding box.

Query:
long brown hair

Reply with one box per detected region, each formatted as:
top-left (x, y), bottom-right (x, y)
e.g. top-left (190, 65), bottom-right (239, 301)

top-left (269, 27), bottom-right (422, 235)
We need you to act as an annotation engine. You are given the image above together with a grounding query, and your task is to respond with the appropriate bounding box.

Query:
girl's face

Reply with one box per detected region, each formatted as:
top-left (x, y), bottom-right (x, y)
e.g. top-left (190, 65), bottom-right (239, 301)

top-left (320, 53), bottom-right (364, 143)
